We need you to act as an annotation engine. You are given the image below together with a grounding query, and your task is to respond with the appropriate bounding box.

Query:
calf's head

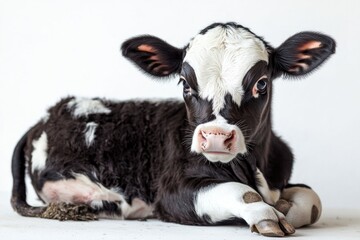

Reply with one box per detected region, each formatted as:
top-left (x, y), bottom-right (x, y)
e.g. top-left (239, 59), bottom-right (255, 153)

top-left (122, 23), bottom-right (335, 163)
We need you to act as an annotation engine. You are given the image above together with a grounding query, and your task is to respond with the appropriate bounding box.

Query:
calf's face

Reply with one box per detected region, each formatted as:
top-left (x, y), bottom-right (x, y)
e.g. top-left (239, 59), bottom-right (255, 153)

top-left (122, 23), bottom-right (335, 163)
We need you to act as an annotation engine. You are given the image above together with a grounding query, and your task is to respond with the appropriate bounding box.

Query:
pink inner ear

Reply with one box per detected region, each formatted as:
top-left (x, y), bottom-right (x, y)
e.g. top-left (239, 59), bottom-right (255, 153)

top-left (298, 41), bottom-right (322, 51)
top-left (138, 44), bottom-right (156, 53)
top-left (137, 44), bottom-right (160, 61)
top-left (297, 53), bottom-right (311, 60)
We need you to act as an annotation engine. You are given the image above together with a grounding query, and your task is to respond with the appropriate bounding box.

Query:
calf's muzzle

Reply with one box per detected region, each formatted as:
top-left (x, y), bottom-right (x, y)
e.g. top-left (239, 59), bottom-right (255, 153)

top-left (200, 128), bottom-right (236, 153)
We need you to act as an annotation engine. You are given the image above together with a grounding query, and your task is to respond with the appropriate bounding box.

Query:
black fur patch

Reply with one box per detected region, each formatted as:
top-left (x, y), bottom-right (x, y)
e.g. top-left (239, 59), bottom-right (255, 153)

top-left (181, 62), bottom-right (198, 92)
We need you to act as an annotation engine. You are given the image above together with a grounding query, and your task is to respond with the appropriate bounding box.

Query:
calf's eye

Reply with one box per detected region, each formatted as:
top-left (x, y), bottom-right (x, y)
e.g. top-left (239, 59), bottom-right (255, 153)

top-left (252, 77), bottom-right (268, 98)
top-left (183, 80), bottom-right (190, 90)
top-left (179, 77), bottom-right (191, 95)
top-left (257, 80), bottom-right (267, 94)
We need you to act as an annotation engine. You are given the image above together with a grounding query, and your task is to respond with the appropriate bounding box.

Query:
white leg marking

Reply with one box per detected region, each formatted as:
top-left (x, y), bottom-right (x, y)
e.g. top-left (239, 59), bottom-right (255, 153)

top-left (41, 173), bottom-right (122, 204)
top-left (90, 199), bottom-right (105, 209)
top-left (84, 122), bottom-right (98, 147)
top-left (256, 168), bottom-right (280, 205)
top-left (41, 173), bottom-right (153, 219)
top-left (194, 182), bottom-right (284, 226)
top-left (281, 187), bottom-right (322, 228)
top-left (67, 97), bottom-right (111, 118)
top-left (122, 198), bottom-right (154, 219)
top-left (31, 131), bottom-right (48, 172)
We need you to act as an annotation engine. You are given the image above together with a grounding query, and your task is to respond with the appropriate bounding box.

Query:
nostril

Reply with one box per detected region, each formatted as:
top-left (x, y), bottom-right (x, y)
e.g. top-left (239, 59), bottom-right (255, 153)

top-left (200, 131), bottom-right (208, 150)
top-left (198, 128), bottom-right (236, 153)
top-left (200, 131), bottom-right (208, 140)
top-left (224, 130), bottom-right (236, 149)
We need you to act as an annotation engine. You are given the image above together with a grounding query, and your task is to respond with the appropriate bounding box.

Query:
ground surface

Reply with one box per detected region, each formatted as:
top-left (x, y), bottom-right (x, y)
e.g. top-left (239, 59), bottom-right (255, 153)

top-left (1, 191), bottom-right (359, 240)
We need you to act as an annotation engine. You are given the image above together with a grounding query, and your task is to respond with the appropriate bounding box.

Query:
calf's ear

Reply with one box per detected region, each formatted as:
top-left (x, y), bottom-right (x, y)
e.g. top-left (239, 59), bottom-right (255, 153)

top-left (272, 32), bottom-right (336, 77)
top-left (121, 35), bottom-right (183, 77)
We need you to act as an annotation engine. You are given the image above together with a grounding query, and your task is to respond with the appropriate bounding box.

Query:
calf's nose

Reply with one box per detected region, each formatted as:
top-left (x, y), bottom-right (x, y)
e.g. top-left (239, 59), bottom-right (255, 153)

top-left (200, 129), bottom-right (235, 153)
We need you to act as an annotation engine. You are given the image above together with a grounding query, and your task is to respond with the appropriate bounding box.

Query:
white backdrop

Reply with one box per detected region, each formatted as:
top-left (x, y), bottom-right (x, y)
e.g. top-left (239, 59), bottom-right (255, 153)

top-left (0, 0), bottom-right (359, 209)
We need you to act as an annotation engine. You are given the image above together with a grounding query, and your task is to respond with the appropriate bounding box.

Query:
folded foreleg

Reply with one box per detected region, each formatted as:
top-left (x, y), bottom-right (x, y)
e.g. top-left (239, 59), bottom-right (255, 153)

top-left (194, 182), bottom-right (295, 237)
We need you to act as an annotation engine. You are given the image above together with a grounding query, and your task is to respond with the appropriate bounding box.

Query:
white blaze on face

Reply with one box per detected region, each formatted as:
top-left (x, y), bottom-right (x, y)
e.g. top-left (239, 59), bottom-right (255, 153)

top-left (184, 26), bottom-right (269, 114)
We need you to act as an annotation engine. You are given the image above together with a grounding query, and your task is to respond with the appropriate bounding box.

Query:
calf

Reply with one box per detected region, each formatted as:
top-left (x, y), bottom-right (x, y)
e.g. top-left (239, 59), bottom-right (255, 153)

top-left (11, 22), bottom-right (335, 237)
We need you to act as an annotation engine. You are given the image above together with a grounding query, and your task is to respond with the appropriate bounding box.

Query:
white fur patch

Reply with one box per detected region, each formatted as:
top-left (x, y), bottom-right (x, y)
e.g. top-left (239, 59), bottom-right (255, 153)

top-left (90, 199), bottom-right (105, 209)
top-left (67, 98), bottom-right (111, 118)
top-left (194, 182), bottom-right (283, 225)
top-left (41, 173), bottom-right (153, 219)
top-left (31, 131), bottom-right (48, 172)
top-left (184, 25), bottom-right (268, 114)
top-left (84, 122), bottom-right (98, 147)
top-left (122, 197), bottom-right (154, 219)
top-left (256, 168), bottom-right (280, 205)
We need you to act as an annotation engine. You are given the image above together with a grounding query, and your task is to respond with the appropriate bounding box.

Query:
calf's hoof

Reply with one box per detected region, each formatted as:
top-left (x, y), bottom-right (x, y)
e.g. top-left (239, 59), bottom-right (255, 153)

top-left (251, 219), bottom-right (295, 237)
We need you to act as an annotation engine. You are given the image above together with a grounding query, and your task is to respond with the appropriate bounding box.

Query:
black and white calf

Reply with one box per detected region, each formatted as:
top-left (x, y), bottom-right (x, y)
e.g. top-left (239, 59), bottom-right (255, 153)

top-left (11, 23), bottom-right (335, 237)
